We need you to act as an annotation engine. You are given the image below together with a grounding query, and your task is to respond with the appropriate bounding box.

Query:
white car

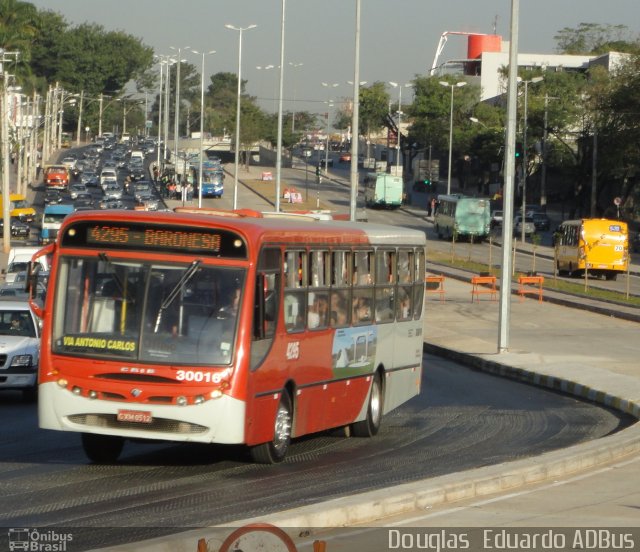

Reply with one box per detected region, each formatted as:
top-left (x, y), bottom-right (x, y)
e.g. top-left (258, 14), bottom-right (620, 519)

top-left (0, 300), bottom-right (40, 401)
top-left (68, 182), bottom-right (88, 200)
top-left (514, 215), bottom-right (536, 236)
top-left (100, 169), bottom-right (118, 187)
top-left (103, 182), bottom-right (123, 200)
top-left (61, 156), bottom-right (77, 171)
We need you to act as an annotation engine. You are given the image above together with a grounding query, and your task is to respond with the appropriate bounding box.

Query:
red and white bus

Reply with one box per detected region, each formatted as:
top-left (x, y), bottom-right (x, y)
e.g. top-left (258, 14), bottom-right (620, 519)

top-left (30, 208), bottom-right (426, 463)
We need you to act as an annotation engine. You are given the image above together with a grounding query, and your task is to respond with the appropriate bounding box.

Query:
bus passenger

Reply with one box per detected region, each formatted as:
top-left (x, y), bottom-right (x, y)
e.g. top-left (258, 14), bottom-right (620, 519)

top-left (330, 293), bottom-right (349, 327)
top-left (308, 293), bottom-right (329, 329)
top-left (352, 296), bottom-right (372, 323)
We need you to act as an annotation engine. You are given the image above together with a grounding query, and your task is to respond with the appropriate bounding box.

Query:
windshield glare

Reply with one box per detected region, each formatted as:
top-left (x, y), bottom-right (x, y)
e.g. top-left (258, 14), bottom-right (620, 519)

top-left (53, 256), bottom-right (245, 365)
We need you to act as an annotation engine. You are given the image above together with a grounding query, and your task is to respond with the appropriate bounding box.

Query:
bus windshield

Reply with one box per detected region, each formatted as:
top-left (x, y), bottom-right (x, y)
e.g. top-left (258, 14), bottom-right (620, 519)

top-left (52, 256), bottom-right (245, 365)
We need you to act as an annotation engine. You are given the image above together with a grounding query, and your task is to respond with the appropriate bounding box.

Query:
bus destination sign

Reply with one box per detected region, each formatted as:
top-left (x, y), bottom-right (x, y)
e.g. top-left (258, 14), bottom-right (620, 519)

top-left (63, 221), bottom-right (247, 258)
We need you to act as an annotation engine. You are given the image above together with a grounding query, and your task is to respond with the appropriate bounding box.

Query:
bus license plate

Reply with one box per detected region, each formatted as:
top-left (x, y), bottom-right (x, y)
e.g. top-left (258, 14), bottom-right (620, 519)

top-left (117, 409), bottom-right (152, 424)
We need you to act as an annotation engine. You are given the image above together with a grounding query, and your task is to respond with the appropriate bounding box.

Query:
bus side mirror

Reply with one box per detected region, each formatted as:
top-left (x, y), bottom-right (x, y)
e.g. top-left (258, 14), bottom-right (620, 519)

top-left (26, 261), bottom-right (40, 294)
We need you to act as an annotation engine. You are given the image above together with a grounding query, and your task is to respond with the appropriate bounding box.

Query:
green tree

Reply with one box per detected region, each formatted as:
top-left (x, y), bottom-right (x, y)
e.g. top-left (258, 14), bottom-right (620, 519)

top-left (0, 0), bottom-right (38, 53)
top-left (408, 76), bottom-right (479, 183)
top-left (554, 23), bottom-right (640, 55)
top-left (358, 81), bottom-right (390, 140)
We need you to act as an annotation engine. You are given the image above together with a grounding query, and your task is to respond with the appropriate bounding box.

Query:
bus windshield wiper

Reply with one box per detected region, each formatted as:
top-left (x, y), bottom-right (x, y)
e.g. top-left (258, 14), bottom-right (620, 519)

top-left (153, 260), bottom-right (201, 333)
top-left (99, 253), bottom-right (132, 303)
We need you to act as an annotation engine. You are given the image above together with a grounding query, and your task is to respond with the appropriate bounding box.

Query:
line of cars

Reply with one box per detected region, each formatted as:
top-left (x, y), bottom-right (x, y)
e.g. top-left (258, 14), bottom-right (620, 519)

top-left (491, 207), bottom-right (551, 236)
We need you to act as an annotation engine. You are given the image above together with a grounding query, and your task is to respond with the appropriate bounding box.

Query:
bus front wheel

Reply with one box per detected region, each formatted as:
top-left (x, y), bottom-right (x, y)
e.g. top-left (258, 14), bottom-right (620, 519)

top-left (250, 391), bottom-right (293, 464)
top-left (81, 433), bottom-right (124, 463)
top-left (352, 373), bottom-right (383, 437)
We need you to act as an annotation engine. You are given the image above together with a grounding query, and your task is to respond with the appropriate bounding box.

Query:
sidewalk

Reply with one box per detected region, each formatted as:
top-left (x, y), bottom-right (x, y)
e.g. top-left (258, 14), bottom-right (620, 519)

top-left (94, 243), bottom-right (640, 552)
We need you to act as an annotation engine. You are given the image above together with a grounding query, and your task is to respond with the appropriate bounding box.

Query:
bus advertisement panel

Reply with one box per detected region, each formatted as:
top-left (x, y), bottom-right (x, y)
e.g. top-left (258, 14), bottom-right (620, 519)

top-left (434, 194), bottom-right (491, 241)
top-left (555, 218), bottom-right (628, 280)
top-left (31, 209), bottom-right (426, 464)
top-left (363, 173), bottom-right (403, 209)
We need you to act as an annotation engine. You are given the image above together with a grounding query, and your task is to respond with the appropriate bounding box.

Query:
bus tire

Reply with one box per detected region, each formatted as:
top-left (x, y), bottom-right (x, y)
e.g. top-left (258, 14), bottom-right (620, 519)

top-left (352, 373), bottom-right (383, 437)
top-left (250, 391), bottom-right (292, 464)
top-left (81, 433), bottom-right (124, 464)
top-left (605, 272), bottom-right (618, 281)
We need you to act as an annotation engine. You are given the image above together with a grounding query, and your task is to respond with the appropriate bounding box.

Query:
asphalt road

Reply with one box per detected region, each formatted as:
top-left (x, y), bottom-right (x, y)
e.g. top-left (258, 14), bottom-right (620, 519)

top-left (0, 354), bottom-right (630, 550)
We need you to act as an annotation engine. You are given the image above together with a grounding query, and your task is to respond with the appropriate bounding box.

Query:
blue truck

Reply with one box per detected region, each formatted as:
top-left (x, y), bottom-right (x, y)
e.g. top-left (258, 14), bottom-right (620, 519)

top-left (40, 203), bottom-right (75, 244)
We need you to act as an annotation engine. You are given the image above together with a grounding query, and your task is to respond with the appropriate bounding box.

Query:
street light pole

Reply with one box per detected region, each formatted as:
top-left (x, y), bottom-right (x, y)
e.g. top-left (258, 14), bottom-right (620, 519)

top-left (349, 0), bottom-right (362, 222)
top-left (190, 49), bottom-right (216, 208)
top-left (170, 46), bottom-right (190, 176)
top-left (519, 75), bottom-right (543, 244)
top-left (275, 0), bottom-right (286, 212)
top-left (322, 83), bottom-right (339, 177)
top-left (389, 82), bottom-right (413, 177)
top-left (439, 80), bottom-right (467, 195)
top-left (289, 62), bottom-right (303, 133)
top-left (226, 23), bottom-right (257, 210)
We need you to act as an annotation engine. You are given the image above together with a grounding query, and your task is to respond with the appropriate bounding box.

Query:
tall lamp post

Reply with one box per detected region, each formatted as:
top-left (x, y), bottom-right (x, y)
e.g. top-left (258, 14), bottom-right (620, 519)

top-left (190, 48), bottom-right (216, 208)
top-left (518, 75), bottom-right (543, 244)
top-left (170, 45), bottom-right (190, 173)
top-left (322, 83), bottom-right (339, 175)
top-left (255, 64), bottom-right (277, 112)
top-left (225, 23), bottom-right (257, 210)
top-left (289, 62), bottom-right (303, 132)
top-left (388, 81), bottom-right (413, 177)
top-left (439, 80), bottom-right (466, 195)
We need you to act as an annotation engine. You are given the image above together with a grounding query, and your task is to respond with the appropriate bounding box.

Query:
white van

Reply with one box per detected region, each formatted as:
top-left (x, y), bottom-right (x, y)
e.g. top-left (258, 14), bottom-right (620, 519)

top-left (3, 247), bottom-right (48, 284)
top-left (130, 150), bottom-right (145, 161)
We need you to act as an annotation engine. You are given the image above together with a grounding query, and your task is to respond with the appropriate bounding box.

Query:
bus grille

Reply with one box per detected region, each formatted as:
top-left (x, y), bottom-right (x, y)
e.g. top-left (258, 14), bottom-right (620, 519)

top-left (67, 413), bottom-right (208, 434)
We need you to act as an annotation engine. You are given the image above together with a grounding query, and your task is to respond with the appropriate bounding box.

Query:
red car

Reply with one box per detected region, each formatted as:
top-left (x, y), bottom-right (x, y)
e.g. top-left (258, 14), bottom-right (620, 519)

top-left (339, 153), bottom-right (352, 163)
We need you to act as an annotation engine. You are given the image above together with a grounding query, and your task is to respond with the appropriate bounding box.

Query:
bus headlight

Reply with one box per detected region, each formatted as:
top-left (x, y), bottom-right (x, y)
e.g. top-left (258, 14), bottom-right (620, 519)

top-left (176, 396), bottom-right (187, 406)
top-left (72, 386), bottom-right (82, 395)
top-left (57, 378), bottom-right (68, 388)
top-left (194, 395), bottom-right (205, 405)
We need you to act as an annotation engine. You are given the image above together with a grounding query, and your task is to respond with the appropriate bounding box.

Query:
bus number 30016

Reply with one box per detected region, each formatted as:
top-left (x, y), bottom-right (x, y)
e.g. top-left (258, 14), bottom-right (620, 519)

top-left (176, 370), bottom-right (229, 383)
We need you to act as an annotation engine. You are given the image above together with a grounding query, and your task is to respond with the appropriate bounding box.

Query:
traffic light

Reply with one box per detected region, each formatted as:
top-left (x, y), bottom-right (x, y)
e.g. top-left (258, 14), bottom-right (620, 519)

top-left (515, 142), bottom-right (523, 158)
top-left (315, 165), bottom-right (321, 177)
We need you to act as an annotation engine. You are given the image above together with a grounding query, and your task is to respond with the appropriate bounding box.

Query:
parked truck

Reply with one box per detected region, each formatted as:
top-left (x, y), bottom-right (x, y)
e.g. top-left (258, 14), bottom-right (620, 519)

top-left (0, 193), bottom-right (36, 223)
top-left (40, 204), bottom-right (75, 244)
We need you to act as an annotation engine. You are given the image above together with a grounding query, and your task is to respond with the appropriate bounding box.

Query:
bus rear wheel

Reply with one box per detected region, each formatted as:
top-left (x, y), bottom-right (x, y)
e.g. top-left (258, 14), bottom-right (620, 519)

top-left (81, 433), bottom-right (124, 463)
top-left (352, 373), bottom-right (383, 437)
top-left (250, 391), bottom-right (292, 464)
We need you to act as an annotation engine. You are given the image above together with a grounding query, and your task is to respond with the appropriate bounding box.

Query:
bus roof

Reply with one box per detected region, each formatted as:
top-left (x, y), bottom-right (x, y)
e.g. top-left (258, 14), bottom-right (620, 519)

top-left (560, 218), bottom-right (628, 229)
top-left (61, 209), bottom-right (426, 248)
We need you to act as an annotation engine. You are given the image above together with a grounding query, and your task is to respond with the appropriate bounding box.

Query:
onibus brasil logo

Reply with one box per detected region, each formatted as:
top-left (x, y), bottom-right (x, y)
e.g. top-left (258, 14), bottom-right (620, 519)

top-left (8, 528), bottom-right (73, 552)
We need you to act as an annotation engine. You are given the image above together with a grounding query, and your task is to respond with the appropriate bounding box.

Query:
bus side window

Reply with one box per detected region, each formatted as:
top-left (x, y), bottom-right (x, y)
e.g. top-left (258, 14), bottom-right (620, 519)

top-left (353, 250), bottom-right (373, 285)
top-left (284, 249), bottom-right (306, 332)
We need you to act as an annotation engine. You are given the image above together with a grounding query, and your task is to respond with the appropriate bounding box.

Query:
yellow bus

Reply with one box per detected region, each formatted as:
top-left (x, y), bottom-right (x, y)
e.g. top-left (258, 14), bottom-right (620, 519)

top-left (555, 218), bottom-right (628, 280)
top-left (61, 132), bottom-right (72, 148)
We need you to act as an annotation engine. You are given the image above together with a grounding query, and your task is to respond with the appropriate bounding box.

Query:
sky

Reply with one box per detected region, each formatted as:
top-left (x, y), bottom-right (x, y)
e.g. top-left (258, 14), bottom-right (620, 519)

top-left (28, 0), bottom-right (640, 116)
